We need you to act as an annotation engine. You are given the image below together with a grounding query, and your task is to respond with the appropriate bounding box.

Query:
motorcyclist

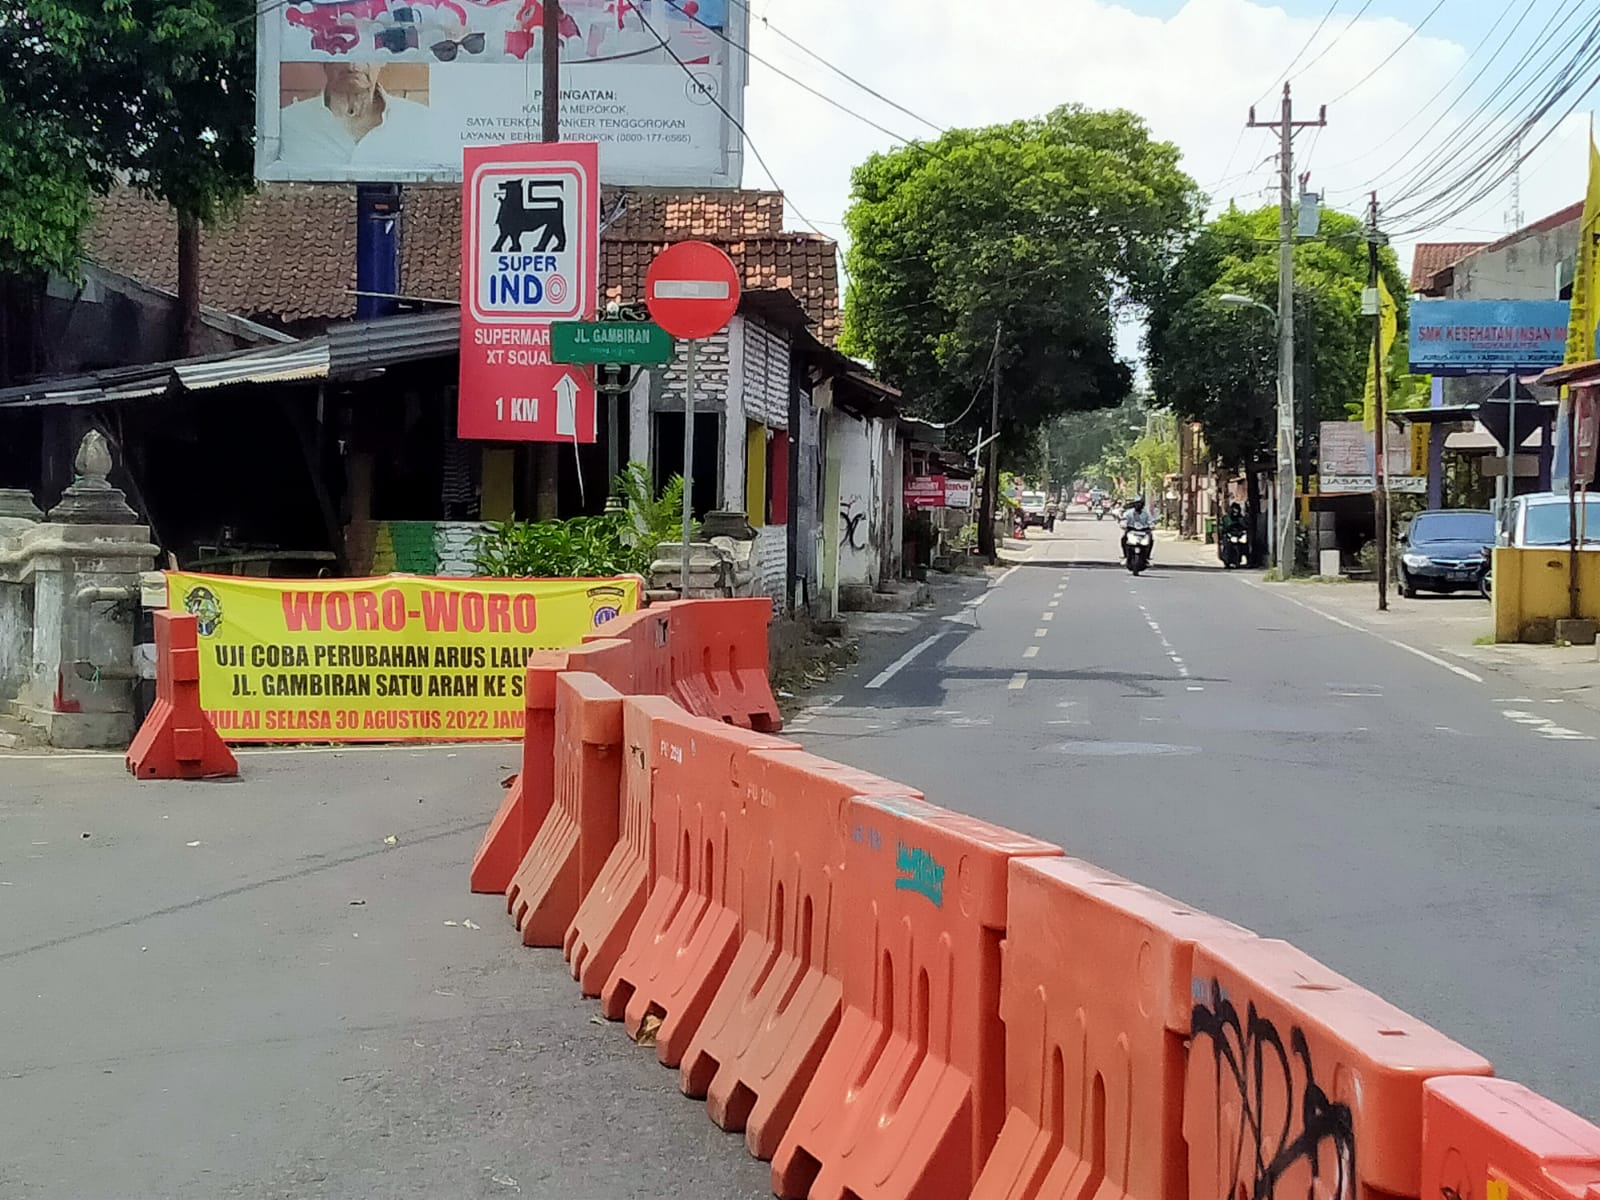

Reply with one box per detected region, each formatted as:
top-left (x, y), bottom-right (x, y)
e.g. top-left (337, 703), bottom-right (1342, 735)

top-left (1120, 496), bottom-right (1153, 558)
top-left (1218, 502), bottom-right (1248, 565)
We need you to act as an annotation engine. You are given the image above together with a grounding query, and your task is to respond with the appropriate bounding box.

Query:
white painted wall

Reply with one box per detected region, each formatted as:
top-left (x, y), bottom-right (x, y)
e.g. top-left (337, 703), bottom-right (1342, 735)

top-left (835, 411), bottom-right (877, 588)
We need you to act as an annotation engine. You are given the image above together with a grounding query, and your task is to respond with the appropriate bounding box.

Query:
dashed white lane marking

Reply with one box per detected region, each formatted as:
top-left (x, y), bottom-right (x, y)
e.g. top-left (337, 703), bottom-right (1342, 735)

top-left (1034, 628), bottom-right (1049, 638)
top-left (1501, 709), bottom-right (1595, 741)
top-left (1252, 584), bottom-right (1484, 683)
top-left (1043, 608), bottom-right (1056, 617)
top-left (1009, 672), bottom-right (1029, 690)
top-left (864, 633), bottom-right (945, 690)
top-left (1023, 646), bottom-right (1041, 659)
top-left (1186, 685), bottom-right (1205, 692)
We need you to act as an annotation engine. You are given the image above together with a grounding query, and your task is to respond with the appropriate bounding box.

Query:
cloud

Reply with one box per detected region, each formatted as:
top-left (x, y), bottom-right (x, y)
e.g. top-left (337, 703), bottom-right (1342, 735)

top-left (739, 0), bottom-right (1590, 291)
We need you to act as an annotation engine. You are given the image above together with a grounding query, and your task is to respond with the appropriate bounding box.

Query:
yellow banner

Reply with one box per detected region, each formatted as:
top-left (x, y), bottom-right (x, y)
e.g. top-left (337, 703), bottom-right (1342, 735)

top-left (1565, 136), bottom-right (1600, 367)
top-left (1363, 276), bottom-right (1397, 433)
top-left (167, 573), bottom-right (640, 742)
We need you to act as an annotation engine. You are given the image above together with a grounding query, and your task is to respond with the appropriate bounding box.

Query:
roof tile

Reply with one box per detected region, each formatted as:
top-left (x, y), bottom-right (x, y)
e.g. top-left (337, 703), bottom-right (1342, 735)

top-left (84, 183), bottom-right (839, 340)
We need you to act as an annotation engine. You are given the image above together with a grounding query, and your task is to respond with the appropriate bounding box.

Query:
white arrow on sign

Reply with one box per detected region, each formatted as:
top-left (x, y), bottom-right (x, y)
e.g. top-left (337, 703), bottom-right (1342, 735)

top-left (554, 373), bottom-right (580, 437)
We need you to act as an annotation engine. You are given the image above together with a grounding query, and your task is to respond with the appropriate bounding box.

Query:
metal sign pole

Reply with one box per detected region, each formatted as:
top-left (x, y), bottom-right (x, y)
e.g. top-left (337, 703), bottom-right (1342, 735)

top-left (1505, 371), bottom-right (1517, 523)
top-left (680, 339), bottom-right (697, 597)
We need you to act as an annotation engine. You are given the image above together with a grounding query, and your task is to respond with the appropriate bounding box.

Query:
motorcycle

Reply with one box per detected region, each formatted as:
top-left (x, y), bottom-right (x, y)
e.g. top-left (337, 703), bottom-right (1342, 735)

top-left (1095, 505), bottom-right (1108, 521)
top-left (1123, 527), bottom-right (1153, 575)
top-left (1221, 529), bottom-right (1249, 569)
top-left (1479, 545), bottom-right (1493, 600)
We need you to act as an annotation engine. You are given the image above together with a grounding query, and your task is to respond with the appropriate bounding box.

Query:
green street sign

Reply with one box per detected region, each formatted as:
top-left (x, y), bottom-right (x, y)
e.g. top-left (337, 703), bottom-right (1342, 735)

top-left (551, 321), bottom-right (675, 366)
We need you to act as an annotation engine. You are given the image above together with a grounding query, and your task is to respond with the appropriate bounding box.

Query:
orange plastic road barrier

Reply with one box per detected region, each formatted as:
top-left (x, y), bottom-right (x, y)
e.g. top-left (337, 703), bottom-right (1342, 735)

top-left (600, 715), bottom-right (798, 1067)
top-left (564, 694), bottom-right (687, 997)
top-left (669, 598), bottom-right (782, 732)
top-left (772, 796), bottom-right (1062, 1200)
top-left (971, 858), bottom-right (1255, 1200)
top-left (586, 603), bottom-right (678, 698)
top-left (681, 751), bottom-right (924, 1162)
top-left (469, 649), bottom-right (568, 894)
top-left (469, 638), bottom-right (635, 895)
top-left (1185, 938), bottom-right (1493, 1200)
top-left (1424, 1077), bottom-right (1600, 1200)
top-left (505, 673), bottom-right (624, 947)
top-left (127, 611), bottom-right (238, 780)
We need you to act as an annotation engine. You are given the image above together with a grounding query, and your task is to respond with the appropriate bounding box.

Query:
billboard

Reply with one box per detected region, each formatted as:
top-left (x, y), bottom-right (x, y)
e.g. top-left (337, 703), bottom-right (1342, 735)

top-left (1409, 300), bottom-right (1572, 375)
top-left (254, 0), bottom-right (747, 185)
top-left (167, 572), bottom-right (639, 742)
top-left (459, 141), bottom-right (599, 441)
top-left (1318, 420), bottom-right (1426, 494)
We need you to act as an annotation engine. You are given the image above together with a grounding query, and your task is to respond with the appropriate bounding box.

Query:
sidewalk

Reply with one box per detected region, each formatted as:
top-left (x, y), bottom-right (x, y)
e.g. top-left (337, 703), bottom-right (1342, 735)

top-left (1251, 576), bottom-right (1600, 712)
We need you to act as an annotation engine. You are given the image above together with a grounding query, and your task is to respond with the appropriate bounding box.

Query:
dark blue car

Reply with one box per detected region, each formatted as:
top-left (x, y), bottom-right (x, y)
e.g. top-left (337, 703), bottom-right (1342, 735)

top-left (1396, 509), bottom-right (1496, 597)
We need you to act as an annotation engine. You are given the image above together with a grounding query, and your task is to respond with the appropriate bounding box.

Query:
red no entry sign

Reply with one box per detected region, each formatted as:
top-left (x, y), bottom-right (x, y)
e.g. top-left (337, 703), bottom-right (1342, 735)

top-left (645, 241), bottom-right (741, 340)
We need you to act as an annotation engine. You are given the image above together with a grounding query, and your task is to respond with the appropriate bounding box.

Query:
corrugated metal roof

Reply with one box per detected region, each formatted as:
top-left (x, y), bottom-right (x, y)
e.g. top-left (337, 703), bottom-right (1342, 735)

top-left (173, 340), bottom-right (329, 390)
top-left (328, 309), bottom-right (459, 375)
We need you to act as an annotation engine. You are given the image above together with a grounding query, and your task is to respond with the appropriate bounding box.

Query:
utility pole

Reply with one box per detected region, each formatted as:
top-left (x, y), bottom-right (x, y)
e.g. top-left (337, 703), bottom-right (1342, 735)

top-left (1367, 192), bottom-right (1389, 612)
top-left (534, 0), bottom-right (563, 520)
top-left (1249, 83), bottom-right (1325, 575)
top-left (978, 322), bottom-right (1002, 561)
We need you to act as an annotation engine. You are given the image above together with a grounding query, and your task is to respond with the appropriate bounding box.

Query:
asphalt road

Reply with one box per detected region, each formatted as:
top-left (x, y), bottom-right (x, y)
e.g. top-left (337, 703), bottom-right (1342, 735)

top-left (0, 745), bottom-right (773, 1200)
top-left (7, 511), bottom-right (1599, 1200)
top-left (792, 510), bottom-right (1600, 1121)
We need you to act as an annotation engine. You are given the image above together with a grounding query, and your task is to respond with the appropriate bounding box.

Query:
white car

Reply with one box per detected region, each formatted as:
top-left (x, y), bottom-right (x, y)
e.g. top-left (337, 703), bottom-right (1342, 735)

top-left (1502, 492), bottom-right (1600, 548)
top-left (1019, 491), bottom-right (1049, 528)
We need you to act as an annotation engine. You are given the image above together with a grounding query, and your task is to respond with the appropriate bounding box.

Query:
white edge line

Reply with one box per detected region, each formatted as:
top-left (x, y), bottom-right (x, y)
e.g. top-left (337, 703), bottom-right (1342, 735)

top-left (865, 632), bottom-right (946, 690)
top-left (1247, 582), bottom-right (1484, 684)
top-left (995, 564), bottom-right (1022, 586)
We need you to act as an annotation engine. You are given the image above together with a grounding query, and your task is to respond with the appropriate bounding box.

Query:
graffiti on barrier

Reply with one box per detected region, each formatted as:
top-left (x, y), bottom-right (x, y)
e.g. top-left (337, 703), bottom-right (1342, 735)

top-left (1190, 978), bottom-right (1357, 1200)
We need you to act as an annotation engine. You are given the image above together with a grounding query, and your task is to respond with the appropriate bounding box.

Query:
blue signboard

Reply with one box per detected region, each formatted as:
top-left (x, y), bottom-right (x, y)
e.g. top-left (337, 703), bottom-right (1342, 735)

top-left (1409, 299), bottom-right (1572, 375)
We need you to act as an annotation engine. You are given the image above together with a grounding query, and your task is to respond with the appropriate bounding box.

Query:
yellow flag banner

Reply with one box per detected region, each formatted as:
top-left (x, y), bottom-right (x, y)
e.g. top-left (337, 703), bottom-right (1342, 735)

top-left (166, 572), bottom-right (640, 742)
top-left (1363, 275), bottom-right (1398, 433)
top-left (1565, 136), bottom-right (1600, 366)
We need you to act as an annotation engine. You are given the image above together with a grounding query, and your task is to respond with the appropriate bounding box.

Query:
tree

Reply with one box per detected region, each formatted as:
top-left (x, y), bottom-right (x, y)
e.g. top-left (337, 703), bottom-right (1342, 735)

top-left (841, 105), bottom-right (1201, 555)
top-left (0, 0), bottom-right (255, 352)
top-left (1145, 204), bottom-right (1410, 476)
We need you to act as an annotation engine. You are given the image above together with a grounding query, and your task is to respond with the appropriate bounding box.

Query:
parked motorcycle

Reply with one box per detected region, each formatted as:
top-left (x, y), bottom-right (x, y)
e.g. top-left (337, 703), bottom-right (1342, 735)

top-left (1221, 529), bottom-right (1249, 569)
top-left (1123, 528), bottom-right (1153, 575)
top-left (1480, 545), bottom-right (1493, 600)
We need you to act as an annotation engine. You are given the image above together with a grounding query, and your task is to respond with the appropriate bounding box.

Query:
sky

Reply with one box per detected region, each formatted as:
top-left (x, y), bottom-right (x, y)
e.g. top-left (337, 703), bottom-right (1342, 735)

top-left (734, 0), bottom-right (1596, 354)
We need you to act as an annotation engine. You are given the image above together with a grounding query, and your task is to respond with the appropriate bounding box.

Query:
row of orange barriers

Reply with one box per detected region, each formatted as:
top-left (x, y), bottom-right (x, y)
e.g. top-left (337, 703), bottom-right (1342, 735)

top-left (468, 599), bottom-right (1600, 1200)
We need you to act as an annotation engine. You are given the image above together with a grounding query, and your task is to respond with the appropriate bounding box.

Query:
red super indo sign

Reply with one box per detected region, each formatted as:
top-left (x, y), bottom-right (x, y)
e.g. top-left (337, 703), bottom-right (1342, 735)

top-left (459, 142), bottom-right (599, 443)
top-left (645, 241), bottom-right (741, 340)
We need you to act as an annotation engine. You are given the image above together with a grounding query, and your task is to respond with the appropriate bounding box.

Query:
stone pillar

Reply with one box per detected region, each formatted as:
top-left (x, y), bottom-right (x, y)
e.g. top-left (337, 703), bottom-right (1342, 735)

top-left (15, 432), bottom-right (159, 748)
top-left (0, 488), bottom-right (44, 704)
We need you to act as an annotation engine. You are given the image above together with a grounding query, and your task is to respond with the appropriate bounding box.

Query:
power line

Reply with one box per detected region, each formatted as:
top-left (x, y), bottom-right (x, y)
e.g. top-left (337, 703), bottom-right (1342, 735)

top-left (1314, 0), bottom-right (1535, 178)
top-left (1326, 0), bottom-right (1450, 106)
top-left (632, 4), bottom-right (827, 237)
top-left (1327, 1), bottom-right (1591, 205)
top-left (661, 0), bottom-right (923, 147)
top-left (1368, 1), bottom-right (1588, 202)
top-left (1253, 0), bottom-right (1342, 106)
top-left (1293, 0), bottom-right (1377, 79)
top-left (723, 0), bottom-right (946, 136)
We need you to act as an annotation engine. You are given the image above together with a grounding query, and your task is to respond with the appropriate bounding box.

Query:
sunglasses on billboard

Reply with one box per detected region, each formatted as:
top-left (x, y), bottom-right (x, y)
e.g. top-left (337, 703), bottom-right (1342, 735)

top-left (430, 30), bottom-right (485, 59)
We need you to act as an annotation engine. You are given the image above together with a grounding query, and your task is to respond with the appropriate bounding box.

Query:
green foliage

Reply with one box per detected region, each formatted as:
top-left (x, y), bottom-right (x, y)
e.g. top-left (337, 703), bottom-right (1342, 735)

top-left (0, 0), bottom-right (255, 275)
top-left (841, 106), bottom-right (1201, 460)
top-left (612, 461), bottom-right (686, 563)
top-left (1145, 204), bottom-right (1409, 468)
top-left (472, 515), bottom-right (638, 579)
top-left (472, 463), bottom-right (689, 578)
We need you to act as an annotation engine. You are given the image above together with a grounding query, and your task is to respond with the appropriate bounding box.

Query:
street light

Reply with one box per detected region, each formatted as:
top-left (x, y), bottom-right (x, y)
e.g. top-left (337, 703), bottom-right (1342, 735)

top-left (1216, 292), bottom-right (1294, 572)
top-left (1217, 294), bottom-right (1278, 327)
